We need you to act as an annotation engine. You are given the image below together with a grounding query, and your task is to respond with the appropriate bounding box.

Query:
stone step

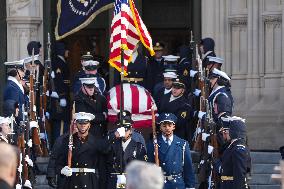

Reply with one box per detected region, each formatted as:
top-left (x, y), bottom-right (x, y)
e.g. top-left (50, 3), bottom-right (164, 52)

top-left (252, 163), bottom-right (278, 174)
top-left (36, 175), bottom-right (48, 185)
top-left (34, 185), bottom-right (54, 189)
top-left (251, 152), bottom-right (281, 164)
top-left (249, 174), bottom-right (280, 185)
top-left (249, 184), bottom-right (281, 189)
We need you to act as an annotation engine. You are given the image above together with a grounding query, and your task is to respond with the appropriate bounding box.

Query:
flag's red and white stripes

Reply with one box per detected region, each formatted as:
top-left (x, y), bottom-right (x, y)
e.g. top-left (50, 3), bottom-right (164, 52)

top-left (108, 0), bottom-right (154, 75)
top-left (107, 83), bottom-right (157, 128)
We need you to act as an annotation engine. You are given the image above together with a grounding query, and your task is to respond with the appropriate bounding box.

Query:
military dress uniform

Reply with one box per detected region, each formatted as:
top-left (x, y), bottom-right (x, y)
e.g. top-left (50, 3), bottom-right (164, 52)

top-left (147, 113), bottom-right (196, 189)
top-left (49, 42), bottom-right (71, 140)
top-left (216, 116), bottom-right (251, 189)
top-left (75, 74), bottom-right (108, 137)
top-left (199, 38), bottom-right (216, 68)
top-left (106, 137), bottom-right (147, 189)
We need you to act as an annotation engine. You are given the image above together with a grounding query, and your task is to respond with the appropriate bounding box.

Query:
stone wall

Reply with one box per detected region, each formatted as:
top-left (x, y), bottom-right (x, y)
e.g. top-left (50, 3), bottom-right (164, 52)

top-left (6, 0), bottom-right (43, 61)
top-left (202, 0), bottom-right (284, 150)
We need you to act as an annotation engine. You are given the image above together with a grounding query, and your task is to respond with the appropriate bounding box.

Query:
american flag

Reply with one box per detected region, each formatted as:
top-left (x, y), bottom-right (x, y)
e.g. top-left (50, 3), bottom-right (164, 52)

top-left (108, 0), bottom-right (155, 75)
top-left (107, 83), bottom-right (157, 128)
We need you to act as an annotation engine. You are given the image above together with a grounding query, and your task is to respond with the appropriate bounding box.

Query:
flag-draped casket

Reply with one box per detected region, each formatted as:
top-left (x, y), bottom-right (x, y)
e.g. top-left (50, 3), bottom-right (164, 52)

top-left (107, 83), bottom-right (157, 128)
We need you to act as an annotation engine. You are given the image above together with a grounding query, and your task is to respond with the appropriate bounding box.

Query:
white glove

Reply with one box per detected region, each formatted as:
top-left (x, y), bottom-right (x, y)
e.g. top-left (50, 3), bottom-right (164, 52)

top-left (190, 70), bottom-right (198, 77)
top-left (61, 166), bottom-right (72, 177)
top-left (16, 184), bottom-right (22, 189)
top-left (117, 174), bottom-right (126, 185)
top-left (193, 89), bottom-right (201, 96)
top-left (25, 155), bottom-right (33, 167)
top-left (117, 127), bottom-right (126, 137)
top-left (202, 133), bottom-right (210, 141)
top-left (29, 121), bottom-right (39, 129)
top-left (24, 180), bottom-right (32, 189)
top-left (198, 111), bottom-right (206, 119)
top-left (18, 163), bottom-right (23, 173)
top-left (27, 139), bottom-right (33, 148)
top-left (50, 91), bottom-right (59, 98)
top-left (51, 71), bottom-right (55, 79)
top-left (39, 133), bottom-right (46, 140)
top-left (45, 112), bottom-right (50, 119)
top-left (60, 98), bottom-right (67, 107)
top-left (208, 145), bottom-right (214, 154)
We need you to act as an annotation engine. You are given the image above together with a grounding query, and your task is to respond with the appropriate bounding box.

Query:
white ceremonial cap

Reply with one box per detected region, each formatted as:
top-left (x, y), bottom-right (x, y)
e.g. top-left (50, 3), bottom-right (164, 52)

top-left (221, 116), bottom-right (246, 123)
top-left (0, 117), bottom-right (11, 125)
top-left (74, 112), bottom-right (95, 121)
top-left (79, 77), bottom-right (97, 85)
top-left (162, 55), bottom-right (180, 62)
top-left (82, 60), bottom-right (100, 67)
top-left (163, 72), bottom-right (177, 79)
top-left (212, 68), bottom-right (231, 81)
top-left (208, 56), bottom-right (224, 64)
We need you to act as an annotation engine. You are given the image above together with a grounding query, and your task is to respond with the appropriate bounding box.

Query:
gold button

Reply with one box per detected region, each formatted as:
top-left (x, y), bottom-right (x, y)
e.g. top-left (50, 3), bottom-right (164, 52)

top-left (84, 173), bottom-right (87, 175)
top-left (76, 173), bottom-right (79, 176)
top-left (76, 163), bottom-right (79, 166)
top-left (75, 186), bottom-right (78, 188)
top-left (84, 185), bottom-right (87, 188)
top-left (128, 72), bottom-right (131, 74)
top-left (85, 164), bottom-right (87, 166)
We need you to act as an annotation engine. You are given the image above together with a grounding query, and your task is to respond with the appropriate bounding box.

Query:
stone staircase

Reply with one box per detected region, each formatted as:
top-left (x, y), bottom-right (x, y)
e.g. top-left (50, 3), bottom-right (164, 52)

top-left (34, 157), bottom-right (53, 189)
top-left (249, 151), bottom-right (281, 189)
top-left (34, 152), bottom-right (282, 189)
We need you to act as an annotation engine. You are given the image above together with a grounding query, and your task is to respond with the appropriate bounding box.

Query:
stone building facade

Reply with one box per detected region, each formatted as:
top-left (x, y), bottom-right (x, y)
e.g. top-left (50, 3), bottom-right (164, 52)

top-left (1, 0), bottom-right (283, 150)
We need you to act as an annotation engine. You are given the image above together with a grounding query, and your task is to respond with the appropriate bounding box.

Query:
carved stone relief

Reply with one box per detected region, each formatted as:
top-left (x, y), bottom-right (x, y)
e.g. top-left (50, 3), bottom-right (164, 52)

top-left (7, 0), bottom-right (31, 16)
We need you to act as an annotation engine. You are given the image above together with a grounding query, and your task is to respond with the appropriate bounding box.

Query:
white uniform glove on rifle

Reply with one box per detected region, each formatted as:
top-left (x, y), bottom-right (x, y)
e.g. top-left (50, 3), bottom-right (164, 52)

top-left (193, 89), bottom-right (201, 96)
top-left (61, 166), bottom-right (72, 177)
top-left (25, 155), bottom-right (33, 167)
top-left (60, 98), bottom-right (67, 107)
top-left (50, 91), bottom-right (59, 98)
top-left (202, 133), bottom-right (210, 142)
top-left (198, 111), bottom-right (206, 119)
top-left (27, 139), bottom-right (33, 148)
top-left (190, 70), bottom-right (198, 78)
top-left (117, 127), bottom-right (126, 137)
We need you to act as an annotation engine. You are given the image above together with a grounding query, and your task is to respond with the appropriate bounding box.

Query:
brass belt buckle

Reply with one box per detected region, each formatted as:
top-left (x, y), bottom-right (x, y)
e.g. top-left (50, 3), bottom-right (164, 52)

top-left (79, 168), bottom-right (84, 173)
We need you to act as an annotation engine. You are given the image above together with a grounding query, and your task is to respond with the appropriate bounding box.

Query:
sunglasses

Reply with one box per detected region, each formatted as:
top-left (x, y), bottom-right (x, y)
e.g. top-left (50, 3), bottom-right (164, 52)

top-left (76, 119), bottom-right (90, 124)
top-left (84, 65), bottom-right (98, 71)
top-left (83, 84), bottom-right (95, 88)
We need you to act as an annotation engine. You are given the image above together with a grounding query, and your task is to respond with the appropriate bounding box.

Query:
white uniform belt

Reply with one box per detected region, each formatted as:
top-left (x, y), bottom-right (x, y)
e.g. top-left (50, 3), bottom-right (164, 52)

top-left (71, 168), bottom-right (96, 173)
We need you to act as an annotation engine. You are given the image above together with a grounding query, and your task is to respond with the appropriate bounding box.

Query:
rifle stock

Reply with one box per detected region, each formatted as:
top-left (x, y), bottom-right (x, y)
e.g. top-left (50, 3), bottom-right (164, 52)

top-left (151, 104), bottom-right (159, 166)
top-left (68, 102), bottom-right (75, 167)
top-left (29, 49), bottom-right (43, 156)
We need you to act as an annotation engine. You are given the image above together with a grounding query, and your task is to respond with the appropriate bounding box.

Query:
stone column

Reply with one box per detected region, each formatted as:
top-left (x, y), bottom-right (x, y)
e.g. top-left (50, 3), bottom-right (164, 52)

top-left (280, 0), bottom-right (284, 107)
top-left (245, 0), bottom-right (260, 108)
top-left (6, 0), bottom-right (43, 61)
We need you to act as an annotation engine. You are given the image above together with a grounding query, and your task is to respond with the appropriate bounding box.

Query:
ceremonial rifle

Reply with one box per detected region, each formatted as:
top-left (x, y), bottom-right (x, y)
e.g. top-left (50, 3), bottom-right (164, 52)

top-left (151, 103), bottom-right (159, 166)
top-left (29, 49), bottom-right (43, 156)
top-left (39, 86), bottom-right (49, 156)
top-left (193, 44), bottom-right (206, 152)
top-left (68, 102), bottom-right (75, 168)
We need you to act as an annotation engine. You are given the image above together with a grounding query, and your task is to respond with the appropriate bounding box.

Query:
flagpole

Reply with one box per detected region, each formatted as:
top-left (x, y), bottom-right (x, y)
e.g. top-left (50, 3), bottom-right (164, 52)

top-left (120, 47), bottom-right (124, 125)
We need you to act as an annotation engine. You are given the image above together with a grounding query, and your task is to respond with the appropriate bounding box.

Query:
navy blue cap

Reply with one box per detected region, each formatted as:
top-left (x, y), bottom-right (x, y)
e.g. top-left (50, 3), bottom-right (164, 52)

top-left (158, 113), bottom-right (177, 124)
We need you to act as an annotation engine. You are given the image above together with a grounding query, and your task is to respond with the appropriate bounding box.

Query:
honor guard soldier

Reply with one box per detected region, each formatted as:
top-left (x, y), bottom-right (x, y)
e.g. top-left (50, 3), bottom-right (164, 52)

top-left (154, 71), bottom-right (177, 107)
top-left (153, 55), bottom-right (180, 94)
top-left (57, 112), bottom-right (123, 189)
top-left (48, 42), bottom-right (71, 141)
top-left (206, 56), bottom-right (223, 73)
top-left (106, 112), bottom-right (147, 189)
top-left (158, 79), bottom-right (194, 141)
top-left (0, 117), bottom-right (12, 143)
top-left (72, 52), bottom-right (106, 95)
top-left (3, 60), bottom-right (28, 117)
top-left (147, 113), bottom-right (196, 189)
top-left (75, 74), bottom-right (108, 137)
top-left (146, 42), bottom-right (166, 92)
top-left (114, 44), bottom-right (148, 88)
top-left (199, 38), bottom-right (216, 68)
top-left (215, 116), bottom-right (251, 189)
top-left (177, 45), bottom-right (193, 93)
